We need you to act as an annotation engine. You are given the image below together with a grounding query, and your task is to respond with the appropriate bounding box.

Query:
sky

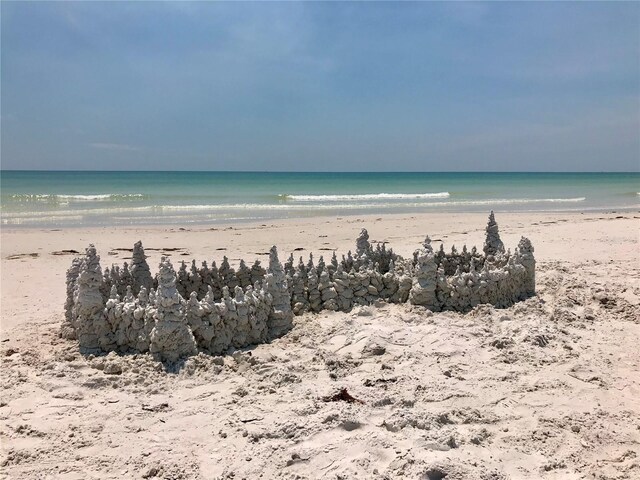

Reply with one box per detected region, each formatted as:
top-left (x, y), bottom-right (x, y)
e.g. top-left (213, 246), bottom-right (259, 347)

top-left (1, 1), bottom-right (639, 172)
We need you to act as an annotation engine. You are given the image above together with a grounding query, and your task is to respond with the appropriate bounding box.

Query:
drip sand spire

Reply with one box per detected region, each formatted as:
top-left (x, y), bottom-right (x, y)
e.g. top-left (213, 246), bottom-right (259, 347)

top-left (356, 228), bottom-right (371, 258)
top-left (75, 245), bottom-right (110, 351)
top-left (149, 257), bottom-right (198, 362)
top-left (265, 246), bottom-right (293, 337)
top-left (483, 211), bottom-right (505, 257)
top-left (131, 240), bottom-right (153, 294)
top-left (409, 237), bottom-right (438, 310)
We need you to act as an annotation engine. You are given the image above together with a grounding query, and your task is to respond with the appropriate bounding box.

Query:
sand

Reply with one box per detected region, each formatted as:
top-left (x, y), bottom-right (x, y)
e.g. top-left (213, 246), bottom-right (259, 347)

top-left (1, 211), bottom-right (639, 479)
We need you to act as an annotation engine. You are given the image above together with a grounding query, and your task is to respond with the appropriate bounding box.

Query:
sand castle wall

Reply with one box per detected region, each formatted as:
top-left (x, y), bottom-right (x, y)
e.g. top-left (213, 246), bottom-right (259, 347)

top-left (62, 212), bottom-right (535, 360)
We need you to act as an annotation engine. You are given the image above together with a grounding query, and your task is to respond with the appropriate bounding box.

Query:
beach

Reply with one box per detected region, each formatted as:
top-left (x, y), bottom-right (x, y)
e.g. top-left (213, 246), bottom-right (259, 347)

top-left (3, 0), bottom-right (639, 477)
top-left (1, 210), bottom-right (639, 479)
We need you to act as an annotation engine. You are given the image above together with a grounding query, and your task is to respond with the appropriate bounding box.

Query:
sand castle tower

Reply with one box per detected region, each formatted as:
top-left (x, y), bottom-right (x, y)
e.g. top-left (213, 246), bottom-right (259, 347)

top-left (265, 246), bottom-right (293, 337)
top-left (307, 267), bottom-right (322, 312)
top-left (149, 257), bottom-right (197, 362)
top-left (290, 269), bottom-right (309, 315)
top-left (517, 236), bottom-right (536, 296)
top-left (61, 257), bottom-right (83, 339)
top-left (483, 211), bottom-right (505, 257)
top-left (75, 245), bottom-right (112, 351)
top-left (356, 228), bottom-right (371, 259)
top-left (250, 259), bottom-right (266, 285)
top-left (130, 241), bottom-right (154, 295)
top-left (236, 259), bottom-right (252, 288)
top-left (409, 236), bottom-right (438, 310)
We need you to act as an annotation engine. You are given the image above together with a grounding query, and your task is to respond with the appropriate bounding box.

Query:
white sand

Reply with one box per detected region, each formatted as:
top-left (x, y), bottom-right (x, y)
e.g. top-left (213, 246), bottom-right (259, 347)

top-left (1, 211), bottom-right (639, 479)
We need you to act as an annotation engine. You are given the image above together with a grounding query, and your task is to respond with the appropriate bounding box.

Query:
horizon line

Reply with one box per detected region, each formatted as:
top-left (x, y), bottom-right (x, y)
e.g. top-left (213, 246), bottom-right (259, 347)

top-left (2, 170), bottom-right (639, 174)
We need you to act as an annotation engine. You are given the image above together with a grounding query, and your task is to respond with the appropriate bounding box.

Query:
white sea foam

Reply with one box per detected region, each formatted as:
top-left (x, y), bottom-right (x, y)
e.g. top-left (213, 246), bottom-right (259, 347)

top-left (1, 196), bottom-right (588, 221)
top-left (162, 197), bottom-right (586, 210)
top-left (7, 194), bottom-right (146, 202)
top-left (58, 194), bottom-right (146, 201)
top-left (443, 197), bottom-right (587, 205)
top-left (279, 192), bottom-right (451, 201)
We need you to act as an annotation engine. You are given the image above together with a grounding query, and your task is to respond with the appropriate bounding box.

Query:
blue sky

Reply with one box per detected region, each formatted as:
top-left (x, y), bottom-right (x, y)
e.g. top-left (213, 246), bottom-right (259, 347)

top-left (1, 1), bottom-right (639, 171)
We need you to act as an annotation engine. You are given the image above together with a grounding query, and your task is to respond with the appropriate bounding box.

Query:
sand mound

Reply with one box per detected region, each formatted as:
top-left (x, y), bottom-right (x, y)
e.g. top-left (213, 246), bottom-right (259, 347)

top-left (2, 256), bottom-right (639, 478)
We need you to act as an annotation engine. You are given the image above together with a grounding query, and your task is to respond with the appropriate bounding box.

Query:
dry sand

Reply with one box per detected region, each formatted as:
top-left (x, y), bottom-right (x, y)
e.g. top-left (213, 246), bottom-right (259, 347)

top-left (1, 211), bottom-right (639, 479)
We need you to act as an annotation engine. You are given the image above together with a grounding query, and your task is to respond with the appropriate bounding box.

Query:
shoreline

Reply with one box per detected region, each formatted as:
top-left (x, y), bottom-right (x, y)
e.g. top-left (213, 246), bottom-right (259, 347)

top-left (2, 205), bottom-right (638, 231)
top-left (2, 204), bottom-right (639, 230)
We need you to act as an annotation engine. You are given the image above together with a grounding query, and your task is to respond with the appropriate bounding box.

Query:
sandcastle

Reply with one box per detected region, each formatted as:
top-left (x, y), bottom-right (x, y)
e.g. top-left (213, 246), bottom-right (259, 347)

top-left (61, 212), bottom-right (535, 360)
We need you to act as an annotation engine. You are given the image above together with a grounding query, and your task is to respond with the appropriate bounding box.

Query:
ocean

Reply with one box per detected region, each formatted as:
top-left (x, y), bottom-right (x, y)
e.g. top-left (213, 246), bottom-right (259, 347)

top-left (1, 171), bottom-right (638, 227)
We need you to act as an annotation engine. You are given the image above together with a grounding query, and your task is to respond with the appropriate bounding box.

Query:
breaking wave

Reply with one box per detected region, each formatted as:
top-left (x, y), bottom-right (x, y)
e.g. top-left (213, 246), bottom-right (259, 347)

top-left (278, 192), bottom-right (451, 201)
top-left (159, 197), bottom-right (586, 210)
top-left (7, 193), bottom-right (147, 202)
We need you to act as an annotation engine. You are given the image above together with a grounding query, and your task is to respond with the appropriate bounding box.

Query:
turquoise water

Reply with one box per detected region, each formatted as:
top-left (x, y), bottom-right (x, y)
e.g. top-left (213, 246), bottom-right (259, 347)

top-left (1, 171), bottom-right (638, 227)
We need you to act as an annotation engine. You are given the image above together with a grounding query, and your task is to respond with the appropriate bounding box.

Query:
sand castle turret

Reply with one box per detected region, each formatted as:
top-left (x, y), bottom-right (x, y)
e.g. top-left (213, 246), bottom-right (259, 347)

top-left (130, 286), bottom-right (151, 352)
top-left (307, 267), bottom-right (322, 312)
top-left (208, 261), bottom-right (223, 300)
top-left (284, 254), bottom-right (295, 276)
top-left (149, 257), bottom-right (197, 362)
top-left (265, 246), bottom-right (293, 337)
top-left (328, 252), bottom-right (339, 275)
top-left (356, 228), bottom-right (371, 259)
top-left (219, 256), bottom-right (238, 290)
top-left (188, 260), bottom-right (203, 297)
top-left (517, 236), bottom-right (535, 296)
top-left (340, 252), bottom-right (352, 272)
top-left (61, 257), bottom-right (83, 339)
top-left (317, 255), bottom-right (326, 276)
top-left (75, 245), bottom-right (111, 351)
top-left (231, 285), bottom-right (250, 346)
top-left (198, 261), bottom-right (212, 297)
top-left (130, 241), bottom-right (153, 294)
top-left (250, 259), bottom-right (266, 285)
top-left (409, 237), bottom-right (438, 310)
top-left (118, 262), bottom-right (133, 297)
top-left (483, 211), bottom-right (505, 257)
top-left (205, 293), bottom-right (228, 355)
top-left (236, 259), bottom-right (252, 288)
top-left (176, 261), bottom-right (189, 298)
top-left (290, 269), bottom-right (309, 315)
top-left (247, 283), bottom-right (270, 344)
top-left (185, 291), bottom-right (206, 344)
